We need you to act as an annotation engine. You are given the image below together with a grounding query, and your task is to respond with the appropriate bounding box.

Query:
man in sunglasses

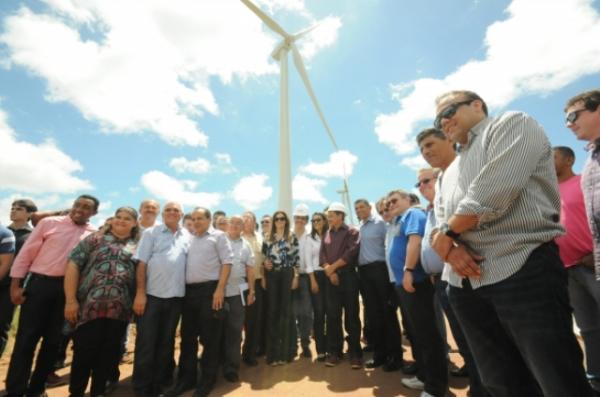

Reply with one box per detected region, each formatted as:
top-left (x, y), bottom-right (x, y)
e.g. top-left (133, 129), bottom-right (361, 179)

top-left (431, 90), bottom-right (591, 397)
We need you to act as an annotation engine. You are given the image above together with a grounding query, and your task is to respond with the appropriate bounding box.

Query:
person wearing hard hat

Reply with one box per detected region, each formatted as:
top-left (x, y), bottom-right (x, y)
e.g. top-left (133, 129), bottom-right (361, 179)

top-left (321, 202), bottom-right (362, 369)
top-left (291, 204), bottom-right (315, 359)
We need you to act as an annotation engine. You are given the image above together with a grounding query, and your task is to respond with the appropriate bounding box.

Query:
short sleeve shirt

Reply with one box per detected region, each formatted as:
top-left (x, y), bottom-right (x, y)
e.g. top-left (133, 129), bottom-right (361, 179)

top-left (69, 232), bottom-right (137, 327)
top-left (389, 208), bottom-right (427, 285)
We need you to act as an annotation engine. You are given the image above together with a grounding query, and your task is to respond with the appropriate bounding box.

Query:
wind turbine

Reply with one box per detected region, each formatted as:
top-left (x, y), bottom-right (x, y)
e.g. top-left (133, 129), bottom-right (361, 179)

top-left (241, 0), bottom-right (353, 222)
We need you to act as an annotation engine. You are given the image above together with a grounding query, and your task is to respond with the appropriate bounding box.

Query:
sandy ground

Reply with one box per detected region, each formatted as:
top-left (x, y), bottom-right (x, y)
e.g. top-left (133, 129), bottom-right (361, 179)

top-left (0, 321), bottom-right (471, 397)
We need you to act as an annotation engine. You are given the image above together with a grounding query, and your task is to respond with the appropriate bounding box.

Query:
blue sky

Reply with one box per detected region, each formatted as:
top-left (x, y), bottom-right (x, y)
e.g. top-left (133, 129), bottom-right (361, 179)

top-left (1, 0), bottom-right (599, 226)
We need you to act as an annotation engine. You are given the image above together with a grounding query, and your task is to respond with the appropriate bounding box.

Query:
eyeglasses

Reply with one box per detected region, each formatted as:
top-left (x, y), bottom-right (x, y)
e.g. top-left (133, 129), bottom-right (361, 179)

top-left (414, 178), bottom-right (434, 188)
top-left (387, 198), bottom-right (398, 206)
top-left (434, 100), bottom-right (474, 129)
top-left (566, 108), bottom-right (588, 124)
top-left (260, 220), bottom-right (270, 224)
top-left (312, 219), bottom-right (323, 223)
top-left (274, 217), bottom-right (286, 222)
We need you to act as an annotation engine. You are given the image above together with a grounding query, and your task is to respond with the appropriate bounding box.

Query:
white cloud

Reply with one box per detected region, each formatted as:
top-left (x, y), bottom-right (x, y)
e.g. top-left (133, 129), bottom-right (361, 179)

top-left (292, 174), bottom-right (327, 204)
top-left (299, 150), bottom-right (358, 178)
top-left (375, 0), bottom-right (600, 155)
top-left (215, 152), bottom-right (237, 174)
top-left (401, 155), bottom-right (428, 171)
top-left (140, 170), bottom-right (222, 209)
top-left (1, 1), bottom-right (341, 147)
top-left (232, 174), bottom-right (273, 210)
top-left (0, 109), bottom-right (92, 194)
top-left (169, 156), bottom-right (211, 174)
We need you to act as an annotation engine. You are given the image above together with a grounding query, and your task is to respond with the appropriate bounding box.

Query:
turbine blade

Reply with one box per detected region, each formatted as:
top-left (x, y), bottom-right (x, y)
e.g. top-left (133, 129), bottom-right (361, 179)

top-left (292, 23), bottom-right (319, 41)
top-left (290, 44), bottom-right (338, 150)
top-left (240, 0), bottom-right (290, 39)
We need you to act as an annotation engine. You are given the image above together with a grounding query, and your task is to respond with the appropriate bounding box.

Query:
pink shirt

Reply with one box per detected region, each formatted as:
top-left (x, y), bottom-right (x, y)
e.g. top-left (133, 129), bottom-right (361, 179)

top-left (556, 175), bottom-right (593, 267)
top-left (10, 216), bottom-right (96, 278)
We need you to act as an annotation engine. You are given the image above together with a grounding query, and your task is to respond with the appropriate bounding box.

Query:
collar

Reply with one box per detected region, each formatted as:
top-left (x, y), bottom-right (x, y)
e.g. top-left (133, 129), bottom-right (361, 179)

top-left (160, 223), bottom-right (182, 234)
top-left (586, 138), bottom-right (600, 154)
top-left (330, 223), bottom-right (348, 233)
top-left (457, 116), bottom-right (490, 152)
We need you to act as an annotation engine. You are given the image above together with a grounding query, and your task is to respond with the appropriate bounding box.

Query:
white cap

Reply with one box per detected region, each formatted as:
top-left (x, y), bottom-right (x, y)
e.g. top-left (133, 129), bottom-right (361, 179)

top-left (293, 203), bottom-right (310, 217)
top-left (327, 202), bottom-right (347, 214)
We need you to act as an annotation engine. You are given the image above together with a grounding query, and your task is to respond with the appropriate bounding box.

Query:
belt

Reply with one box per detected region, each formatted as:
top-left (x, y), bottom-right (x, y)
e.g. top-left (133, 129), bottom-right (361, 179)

top-left (186, 280), bottom-right (218, 288)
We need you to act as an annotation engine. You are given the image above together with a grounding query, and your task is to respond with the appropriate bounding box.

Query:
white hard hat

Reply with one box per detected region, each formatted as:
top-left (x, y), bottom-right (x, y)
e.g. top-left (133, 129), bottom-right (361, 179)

top-left (293, 203), bottom-right (310, 217)
top-left (327, 202), bottom-right (347, 215)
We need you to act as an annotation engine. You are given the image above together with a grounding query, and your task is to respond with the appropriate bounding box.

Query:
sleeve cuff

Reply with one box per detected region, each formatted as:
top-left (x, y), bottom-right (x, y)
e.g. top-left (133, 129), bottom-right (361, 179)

top-left (456, 197), bottom-right (500, 225)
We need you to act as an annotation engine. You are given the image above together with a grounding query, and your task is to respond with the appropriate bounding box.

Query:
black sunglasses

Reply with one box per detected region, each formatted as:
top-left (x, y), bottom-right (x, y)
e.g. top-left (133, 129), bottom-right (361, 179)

top-left (414, 178), bottom-right (433, 188)
top-left (274, 217), bottom-right (286, 222)
top-left (312, 218), bottom-right (323, 223)
top-left (260, 220), bottom-right (270, 224)
top-left (434, 100), bottom-right (474, 129)
top-left (566, 108), bottom-right (588, 124)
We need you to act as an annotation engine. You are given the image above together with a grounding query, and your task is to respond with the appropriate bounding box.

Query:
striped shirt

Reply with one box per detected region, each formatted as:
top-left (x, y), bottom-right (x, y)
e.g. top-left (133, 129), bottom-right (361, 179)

top-left (581, 139), bottom-right (600, 279)
top-left (434, 111), bottom-right (563, 289)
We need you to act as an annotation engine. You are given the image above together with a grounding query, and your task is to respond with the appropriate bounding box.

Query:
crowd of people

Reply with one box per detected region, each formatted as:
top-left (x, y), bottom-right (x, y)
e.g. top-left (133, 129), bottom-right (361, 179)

top-left (0, 88), bottom-right (600, 397)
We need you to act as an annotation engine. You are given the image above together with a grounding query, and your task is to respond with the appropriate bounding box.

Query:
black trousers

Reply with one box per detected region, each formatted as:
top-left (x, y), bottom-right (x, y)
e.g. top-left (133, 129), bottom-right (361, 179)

top-left (358, 262), bottom-right (402, 362)
top-left (449, 242), bottom-right (593, 397)
top-left (265, 268), bottom-right (294, 363)
top-left (5, 274), bottom-right (64, 397)
top-left (178, 281), bottom-right (224, 386)
top-left (397, 278), bottom-right (448, 397)
top-left (0, 282), bottom-right (15, 358)
top-left (132, 295), bottom-right (182, 396)
top-left (242, 278), bottom-right (265, 361)
top-left (69, 319), bottom-right (127, 397)
top-left (326, 268), bottom-right (362, 359)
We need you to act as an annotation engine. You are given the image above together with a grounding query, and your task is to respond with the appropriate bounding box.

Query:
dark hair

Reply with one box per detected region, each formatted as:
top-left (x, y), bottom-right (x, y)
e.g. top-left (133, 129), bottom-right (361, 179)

top-left (212, 210), bottom-right (225, 227)
top-left (76, 194), bottom-right (100, 211)
top-left (192, 207), bottom-right (211, 220)
top-left (310, 212), bottom-right (328, 240)
top-left (553, 146), bottom-right (575, 161)
top-left (12, 199), bottom-right (38, 213)
top-left (183, 213), bottom-right (192, 221)
top-left (354, 198), bottom-right (370, 207)
top-left (565, 89), bottom-right (600, 112)
top-left (436, 90), bottom-right (488, 116)
top-left (409, 193), bottom-right (420, 206)
top-left (416, 128), bottom-right (446, 145)
top-left (269, 210), bottom-right (291, 243)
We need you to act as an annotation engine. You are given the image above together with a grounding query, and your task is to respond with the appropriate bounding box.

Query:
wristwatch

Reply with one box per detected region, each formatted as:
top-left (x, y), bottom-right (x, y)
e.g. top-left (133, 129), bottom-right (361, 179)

top-left (439, 222), bottom-right (460, 240)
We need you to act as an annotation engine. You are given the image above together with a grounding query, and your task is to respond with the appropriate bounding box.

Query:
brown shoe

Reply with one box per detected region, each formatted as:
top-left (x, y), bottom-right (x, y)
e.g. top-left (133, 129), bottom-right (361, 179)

top-left (350, 357), bottom-right (362, 369)
top-left (325, 355), bottom-right (339, 367)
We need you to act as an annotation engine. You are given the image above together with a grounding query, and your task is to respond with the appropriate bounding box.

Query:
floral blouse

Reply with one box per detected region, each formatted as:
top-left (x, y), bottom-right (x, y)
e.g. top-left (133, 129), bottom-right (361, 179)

top-left (262, 235), bottom-right (299, 270)
top-left (68, 232), bottom-right (138, 327)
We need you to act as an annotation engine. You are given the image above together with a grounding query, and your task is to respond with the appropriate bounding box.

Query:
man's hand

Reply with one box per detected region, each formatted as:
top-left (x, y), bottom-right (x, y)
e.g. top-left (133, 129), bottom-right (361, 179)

top-left (10, 285), bottom-right (25, 305)
top-left (291, 276), bottom-right (299, 290)
top-left (329, 272), bottom-right (339, 286)
top-left (431, 232), bottom-right (454, 261)
top-left (247, 290), bottom-right (256, 306)
top-left (577, 254), bottom-right (594, 269)
top-left (264, 260), bottom-right (273, 271)
top-left (133, 292), bottom-right (147, 316)
top-left (446, 245), bottom-right (483, 278)
top-left (64, 301), bottom-right (79, 324)
top-left (310, 277), bottom-right (319, 294)
top-left (402, 271), bottom-right (415, 293)
top-left (323, 263), bottom-right (335, 277)
top-left (213, 287), bottom-right (225, 310)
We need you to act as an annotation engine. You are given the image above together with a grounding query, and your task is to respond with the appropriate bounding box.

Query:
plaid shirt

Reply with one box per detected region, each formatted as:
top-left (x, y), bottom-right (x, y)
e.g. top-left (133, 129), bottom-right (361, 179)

top-left (582, 139), bottom-right (600, 280)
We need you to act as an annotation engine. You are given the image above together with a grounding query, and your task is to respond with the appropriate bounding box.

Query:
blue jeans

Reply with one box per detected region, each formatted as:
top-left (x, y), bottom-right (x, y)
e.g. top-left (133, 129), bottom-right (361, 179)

top-left (292, 274), bottom-right (314, 350)
top-left (448, 242), bottom-right (592, 397)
